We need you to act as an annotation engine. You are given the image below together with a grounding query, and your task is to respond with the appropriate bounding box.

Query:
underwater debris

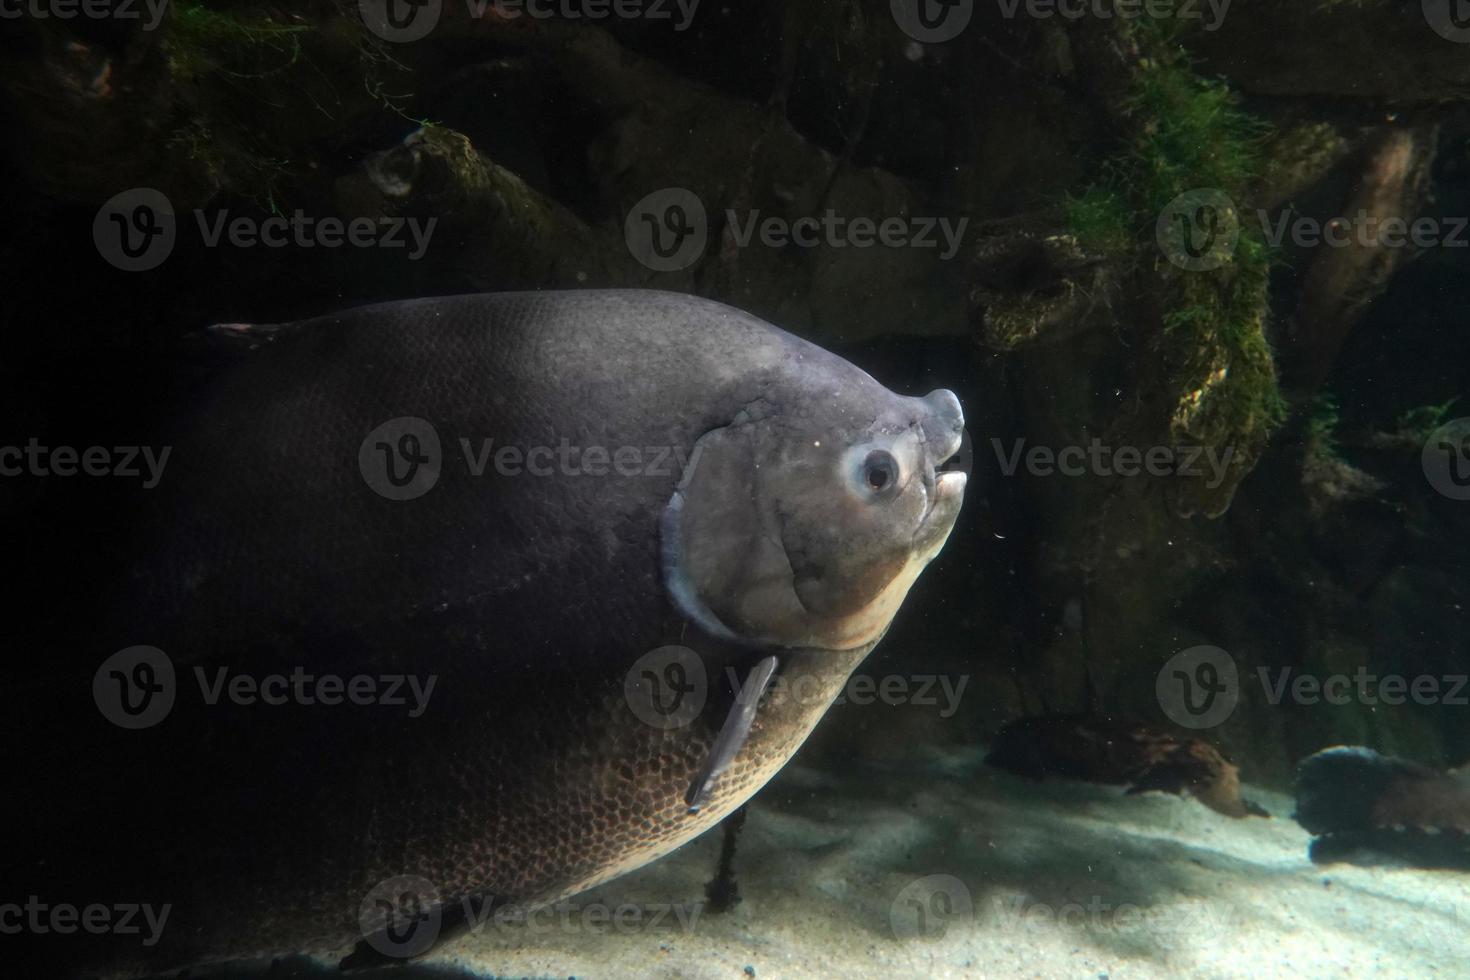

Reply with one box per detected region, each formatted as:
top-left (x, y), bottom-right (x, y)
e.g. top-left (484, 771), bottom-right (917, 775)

top-left (1295, 746), bottom-right (1470, 870)
top-left (968, 222), bottom-right (1120, 350)
top-left (704, 804), bottom-right (749, 914)
top-left (985, 713), bottom-right (1269, 819)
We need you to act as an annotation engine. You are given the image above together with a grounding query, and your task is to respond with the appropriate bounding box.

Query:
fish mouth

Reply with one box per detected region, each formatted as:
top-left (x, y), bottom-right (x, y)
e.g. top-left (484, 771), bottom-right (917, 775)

top-left (910, 389), bottom-right (968, 544)
top-left (936, 427), bottom-right (972, 481)
top-left (930, 441), bottom-right (968, 514)
top-left (917, 428), bottom-right (968, 553)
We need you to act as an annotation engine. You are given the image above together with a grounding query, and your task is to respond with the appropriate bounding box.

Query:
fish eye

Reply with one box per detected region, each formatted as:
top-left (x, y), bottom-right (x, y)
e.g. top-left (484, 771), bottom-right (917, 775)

top-left (862, 450), bottom-right (899, 494)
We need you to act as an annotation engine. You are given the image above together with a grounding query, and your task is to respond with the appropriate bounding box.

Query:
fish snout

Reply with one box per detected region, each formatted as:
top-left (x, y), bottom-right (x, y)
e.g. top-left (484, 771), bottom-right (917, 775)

top-left (919, 389), bottom-right (969, 496)
top-left (920, 389), bottom-right (965, 463)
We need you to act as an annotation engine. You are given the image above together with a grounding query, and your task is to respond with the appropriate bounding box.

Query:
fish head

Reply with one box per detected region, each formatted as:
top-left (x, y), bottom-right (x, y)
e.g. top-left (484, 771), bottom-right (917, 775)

top-left (663, 377), bottom-right (967, 653)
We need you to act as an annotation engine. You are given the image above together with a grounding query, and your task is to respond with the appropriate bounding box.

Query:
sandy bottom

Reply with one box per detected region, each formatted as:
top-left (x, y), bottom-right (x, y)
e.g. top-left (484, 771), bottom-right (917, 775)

top-left (390, 746), bottom-right (1469, 980)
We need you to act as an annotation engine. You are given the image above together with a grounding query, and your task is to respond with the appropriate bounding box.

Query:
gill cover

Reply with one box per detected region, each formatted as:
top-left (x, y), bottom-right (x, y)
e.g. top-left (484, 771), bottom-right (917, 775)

top-left (661, 390), bottom-right (965, 653)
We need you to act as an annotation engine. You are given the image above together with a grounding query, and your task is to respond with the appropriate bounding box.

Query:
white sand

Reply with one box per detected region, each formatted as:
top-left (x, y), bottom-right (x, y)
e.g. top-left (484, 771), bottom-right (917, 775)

top-left (430, 747), bottom-right (1468, 979)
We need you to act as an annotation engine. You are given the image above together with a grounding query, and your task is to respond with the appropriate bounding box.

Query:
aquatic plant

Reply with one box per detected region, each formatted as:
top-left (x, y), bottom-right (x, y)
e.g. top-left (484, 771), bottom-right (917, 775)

top-left (1396, 397), bottom-right (1461, 440)
top-left (161, 1), bottom-right (409, 209)
top-left (1061, 16), bottom-right (1285, 512)
top-left (1062, 187), bottom-right (1132, 255)
top-left (168, 1), bottom-right (312, 80)
top-left (1305, 393), bottom-right (1342, 458)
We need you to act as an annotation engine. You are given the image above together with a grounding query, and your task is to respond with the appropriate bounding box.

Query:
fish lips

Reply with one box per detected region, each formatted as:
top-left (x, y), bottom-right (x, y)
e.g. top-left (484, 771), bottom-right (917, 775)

top-left (916, 391), bottom-right (969, 554)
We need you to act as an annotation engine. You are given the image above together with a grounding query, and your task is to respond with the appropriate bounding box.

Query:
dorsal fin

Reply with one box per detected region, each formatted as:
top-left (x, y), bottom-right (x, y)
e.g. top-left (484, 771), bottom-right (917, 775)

top-left (200, 319), bottom-right (309, 352)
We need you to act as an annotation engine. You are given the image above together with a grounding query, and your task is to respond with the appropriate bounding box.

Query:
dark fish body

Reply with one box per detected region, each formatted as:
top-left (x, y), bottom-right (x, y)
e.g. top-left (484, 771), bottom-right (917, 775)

top-left (14, 290), bottom-right (966, 975)
top-left (1296, 746), bottom-right (1470, 869)
top-left (985, 714), bottom-right (1267, 819)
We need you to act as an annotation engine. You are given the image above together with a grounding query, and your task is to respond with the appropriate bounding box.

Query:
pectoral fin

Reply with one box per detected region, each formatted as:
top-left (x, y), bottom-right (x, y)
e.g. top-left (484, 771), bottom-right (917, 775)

top-left (685, 655), bottom-right (778, 813)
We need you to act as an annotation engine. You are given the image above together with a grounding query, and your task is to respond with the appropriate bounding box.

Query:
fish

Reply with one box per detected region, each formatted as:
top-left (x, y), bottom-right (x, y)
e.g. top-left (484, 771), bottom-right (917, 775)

top-left (1295, 746), bottom-right (1470, 869)
top-left (985, 713), bottom-right (1269, 819)
top-left (16, 289), bottom-right (966, 975)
